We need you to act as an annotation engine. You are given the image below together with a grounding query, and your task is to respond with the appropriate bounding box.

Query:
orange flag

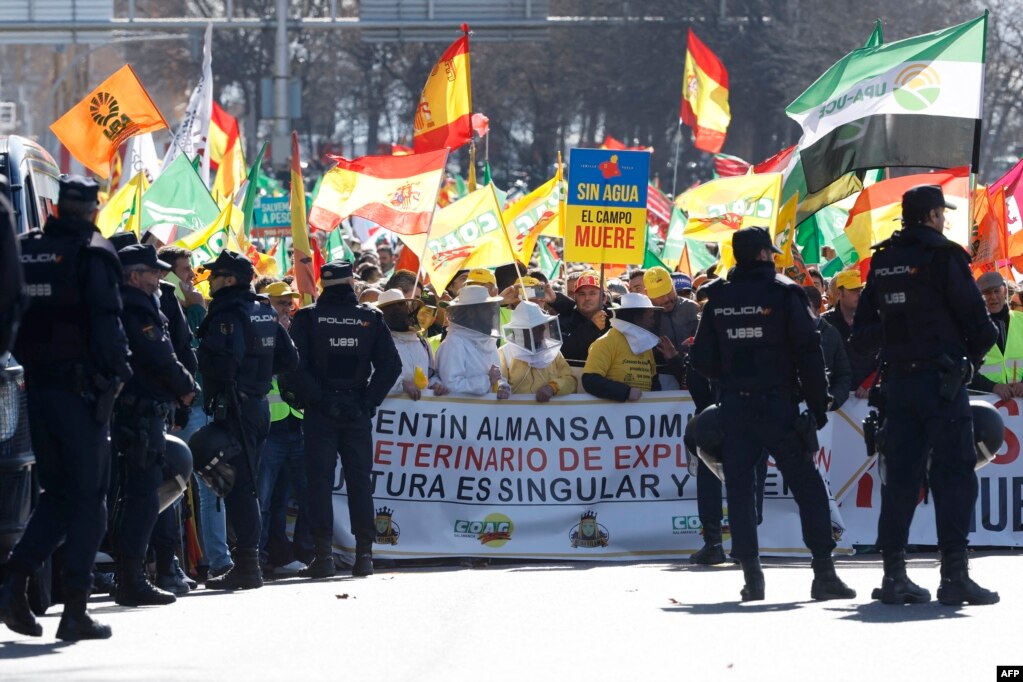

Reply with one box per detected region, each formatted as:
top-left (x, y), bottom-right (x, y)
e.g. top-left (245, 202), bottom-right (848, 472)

top-left (50, 64), bottom-right (167, 178)
top-left (971, 185), bottom-right (1009, 276)
top-left (413, 25), bottom-right (472, 153)
top-left (290, 131), bottom-right (317, 303)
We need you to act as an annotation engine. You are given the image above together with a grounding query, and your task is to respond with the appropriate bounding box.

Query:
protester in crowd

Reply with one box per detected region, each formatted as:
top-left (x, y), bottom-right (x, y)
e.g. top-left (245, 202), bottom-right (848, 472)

top-left (627, 269), bottom-right (647, 295)
top-left (159, 245), bottom-right (207, 329)
top-left (253, 275), bottom-right (276, 295)
top-left (1011, 289), bottom-right (1023, 312)
top-left (581, 293), bottom-right (661, 401)
top-left (559, 270), bottom-right (611, 365)
top-left (376, 288), bottom-right (448, 399)
top-left (804, 285), bottom-right (852, 410)
top-left (672, 273), bottom-right (695, 301)
top-left (436, 285), bottom-right (510, 398)
top-left (499, 301), bottom-right (576, 400)
top-left (565, 270), bottom-right (584, 297)
top-left (384, 269), bottom-right (422, 299)
top-left (376, 243), bottom-right (395, 277)
top-left (359, 287), bottom-right (383, 304)
top-left (446, 269), bottom-right (470, 297)
top-left (807, 266), bottom-right (826, 295)
top-left (823, 269), bottom-right (879, 397)
top-left (644, 266), bottom-right (700, 390)
top-left (357, 263), bottom-right (382, 284)
top-left (970, 271), bottom-right (1023, 400)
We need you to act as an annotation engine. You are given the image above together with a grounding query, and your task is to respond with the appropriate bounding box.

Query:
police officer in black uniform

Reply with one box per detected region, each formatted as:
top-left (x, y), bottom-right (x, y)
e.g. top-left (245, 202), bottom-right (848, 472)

top-left (283, 260), bottom-right (401, 578)
top-left (196, 251), bottom-right (298, 590)
top-left (691, 226), bottom-right (855, 602)
top-left (0, 175), bottom-right (131, 640)
top-left (110, 244), bottom-right (197, 607)
top-left (852, 185), bottom-right (999, 606)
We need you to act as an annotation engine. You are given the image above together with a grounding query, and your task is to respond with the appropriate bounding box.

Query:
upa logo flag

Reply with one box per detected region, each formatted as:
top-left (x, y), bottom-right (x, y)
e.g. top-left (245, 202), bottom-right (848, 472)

top-left (413, 26), bottom-right (473, 153)
top-left (786, 15), bottom-right (986, 194)
top-left (50, 64), bottom-right (168, 179)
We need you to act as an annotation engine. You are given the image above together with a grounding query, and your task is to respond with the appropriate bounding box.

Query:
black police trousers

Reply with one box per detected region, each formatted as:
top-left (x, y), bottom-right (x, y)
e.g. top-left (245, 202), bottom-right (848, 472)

top-left (696, 452), bottom-right (768, 534)
top-left (222, 395), bottom-right (271, 552)
top-left (720, 392), bottom-right (835, 561)
top-left (877, 369), bottom-right (977, 554)
top-left (111, 417), bottom-right (165, 560)
top-left (303, 408), bottom-right (375, 549)
top-left (8, 386), bottom-right (111, 594)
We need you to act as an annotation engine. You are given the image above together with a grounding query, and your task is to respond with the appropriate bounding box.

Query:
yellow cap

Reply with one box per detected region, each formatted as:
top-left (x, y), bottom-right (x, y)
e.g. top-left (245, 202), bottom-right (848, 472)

top-left (833, 269), bottom-right (864, 290)
top-left (264, 281), bottom-right (300, 298)
top-left (643, 266), bottom-right (674, 299)
top-left (466, 267), bottom-right (497, 287)
top-left (518, 276), bottom-right (542, 288)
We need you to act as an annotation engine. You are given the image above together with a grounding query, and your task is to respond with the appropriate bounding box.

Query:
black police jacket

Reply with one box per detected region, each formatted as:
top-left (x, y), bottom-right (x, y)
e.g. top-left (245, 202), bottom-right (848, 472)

top-left (14, 214), bottom-right (131, 382)
top-left (120, 285), bottom-right (197, 403)
top-left (159, 280), bottom-right (198, 376)
top-left (691, 261), bottom-right (829, 421)
top-left (851, 223), bottom-right (997, 366)
top-left (284, 284), bottom-right (401, 411)
top-left (0, 188), bottom-right (22, 355)
top-left (196, 284), bottom-right (298, 398)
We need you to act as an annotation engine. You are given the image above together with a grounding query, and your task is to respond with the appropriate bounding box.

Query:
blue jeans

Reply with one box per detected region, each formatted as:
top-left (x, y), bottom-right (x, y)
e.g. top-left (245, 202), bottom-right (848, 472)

top-left (258, 422), bottom-right (312, 565)
top-left (179, 406), bottom-right (232, 572)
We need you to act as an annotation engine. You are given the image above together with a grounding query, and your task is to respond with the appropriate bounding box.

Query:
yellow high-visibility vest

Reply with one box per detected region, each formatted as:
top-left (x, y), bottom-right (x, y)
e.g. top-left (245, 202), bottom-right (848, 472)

top-left (268, 378), bottom-right (303, 422)
top-left (980, 310), bottom-right (1023, 384)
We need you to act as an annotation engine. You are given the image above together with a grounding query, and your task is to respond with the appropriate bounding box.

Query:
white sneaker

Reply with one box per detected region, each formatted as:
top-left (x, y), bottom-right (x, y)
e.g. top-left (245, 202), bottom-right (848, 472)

top-left (276, 560), bottom-right (307, 575)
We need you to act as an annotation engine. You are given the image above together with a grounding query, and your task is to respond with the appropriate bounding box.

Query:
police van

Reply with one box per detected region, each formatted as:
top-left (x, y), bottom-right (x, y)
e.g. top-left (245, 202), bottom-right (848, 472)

top-left (1, 135), bottom-right (59, 570)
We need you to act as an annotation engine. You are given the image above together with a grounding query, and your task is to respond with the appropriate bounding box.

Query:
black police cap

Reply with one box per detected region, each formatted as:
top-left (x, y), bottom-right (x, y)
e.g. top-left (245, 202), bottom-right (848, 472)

top-left (58, 174), bottom-right (100, 205)
top-left (205, 250), bottom-right (254, 281)
top-left (109, 231), bottom-right (140, 252)
top-left (902, 184), bottom-right (956, 216)
top-left (119, 244), bottom-right (173, 270)
top-left (321, 260), bottom-right (354, 283)
top-left (732, 226), bottom-right (782, 263)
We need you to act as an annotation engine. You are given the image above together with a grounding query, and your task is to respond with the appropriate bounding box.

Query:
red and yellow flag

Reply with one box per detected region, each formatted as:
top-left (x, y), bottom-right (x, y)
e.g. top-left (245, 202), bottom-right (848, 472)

top-left (308, 149), bottom-right (448, 235)
top-left (291, 131), bottom-right (317, 303)
top-left (843, 167), bottom-right (971, 261)
top-left (679, 29), bottom-right (730, 154)
top-left (413, 27), bottom-right (472, 153)
top-left (209, 102), bottom-right (241, 172)
top-left (971, 185), bottom-right (1010, 277)
top-left (50, 64), bottom-right (168, 178)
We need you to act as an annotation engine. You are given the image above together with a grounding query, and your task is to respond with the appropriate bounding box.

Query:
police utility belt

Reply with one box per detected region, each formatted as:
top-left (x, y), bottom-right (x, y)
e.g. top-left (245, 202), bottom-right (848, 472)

top-left (886, 354), bottom-right (970, 402)
top-left (114, 393), bottom-right (171, 469)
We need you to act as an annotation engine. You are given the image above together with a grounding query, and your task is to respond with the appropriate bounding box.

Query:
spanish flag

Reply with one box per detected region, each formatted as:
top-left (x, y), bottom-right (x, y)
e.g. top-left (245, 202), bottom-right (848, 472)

top-left (209, 102), bottom-right (241, 172)
top-left (308, 149), bottom-right (448, 235)
top-left (680, 29), bottom-right (730, 154)
top-left (50, 64), bottom-right (168, 179)
top-left (413, 26), bottom-right (473, 153)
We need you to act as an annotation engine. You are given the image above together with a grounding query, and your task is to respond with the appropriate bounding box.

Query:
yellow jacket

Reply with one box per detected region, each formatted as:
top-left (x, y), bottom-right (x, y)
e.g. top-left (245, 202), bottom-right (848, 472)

top-left (498, 347), bottom-right (578, 396)
top-left (582, 328), bottom-right (656, 391)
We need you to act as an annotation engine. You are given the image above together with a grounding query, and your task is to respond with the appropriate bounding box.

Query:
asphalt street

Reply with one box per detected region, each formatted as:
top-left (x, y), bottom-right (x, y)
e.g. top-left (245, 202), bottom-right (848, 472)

top-left (0, 551), bottom-right (1019, 681)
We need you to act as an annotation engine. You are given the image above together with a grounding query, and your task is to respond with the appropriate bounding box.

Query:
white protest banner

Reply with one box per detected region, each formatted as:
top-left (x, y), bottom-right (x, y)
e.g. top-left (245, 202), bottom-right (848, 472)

top-left (330, 392), bottom-right (853, 560)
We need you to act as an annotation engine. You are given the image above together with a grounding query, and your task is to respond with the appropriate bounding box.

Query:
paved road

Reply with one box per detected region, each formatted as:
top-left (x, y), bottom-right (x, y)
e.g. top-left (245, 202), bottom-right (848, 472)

top-left (0, 551), bottom-right (1019, 681)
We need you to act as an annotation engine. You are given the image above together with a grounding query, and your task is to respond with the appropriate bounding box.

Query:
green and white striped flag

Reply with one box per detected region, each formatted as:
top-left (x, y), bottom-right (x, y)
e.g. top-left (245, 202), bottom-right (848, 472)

top-left (786, 14), bottom-right (986, 195)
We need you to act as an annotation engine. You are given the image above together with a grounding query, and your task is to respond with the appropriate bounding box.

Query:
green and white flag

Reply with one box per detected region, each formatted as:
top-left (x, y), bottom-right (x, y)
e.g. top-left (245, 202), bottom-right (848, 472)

top-left (140, 154), bottom-right (221, 243)
top-left (786, 14), bottom-right (986, 194)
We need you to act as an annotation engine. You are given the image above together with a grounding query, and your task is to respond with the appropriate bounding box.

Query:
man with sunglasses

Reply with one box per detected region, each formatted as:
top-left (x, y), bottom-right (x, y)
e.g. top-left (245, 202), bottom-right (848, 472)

top-left (971, 271), bottom-right (1023, 400)
top-left (196, 251), bottom-right (298, 590)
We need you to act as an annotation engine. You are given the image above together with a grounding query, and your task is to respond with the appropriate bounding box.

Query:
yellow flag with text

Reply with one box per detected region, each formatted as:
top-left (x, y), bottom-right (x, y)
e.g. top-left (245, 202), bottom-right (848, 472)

top-left (402, 184), bottom-right (514, 293)
top-left (772, 192), bottom-right (799, 269)
top-left (679, 173), bottom-right (782, 242)
top-left (501, 168), bottom-right (564, 265)
top-left (97, 173), bottom-right (148, 237)
top-left (172, 200), bottom-right (241, 268)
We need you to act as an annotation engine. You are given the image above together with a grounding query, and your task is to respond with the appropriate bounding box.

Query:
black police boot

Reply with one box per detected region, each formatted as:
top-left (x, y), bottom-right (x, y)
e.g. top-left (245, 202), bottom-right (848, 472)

top-left (156, 556), bottom-right (196, 595)
top-left (739, 558), bottom-right (765, 602)
top-left (115, 558), bottom-right (177, 607)
top-left (936, 550), bottom-right (999, 606)
top-left (298, 537), bottom-right (336, 579)
top-left (871, 551), bottom-right (931, 604)
top-left (810, 556), bottom-right (857, 601)
top-left (205, 549), bottom-right (263, 591)
top-left (690, 521), bottom-right (726, 565)
top-left (0, 569), bottom-right (43, 637)
top-left (352, 546), bottom-right (374, 578)
top-left (56, 593), bottom-right (112, 641)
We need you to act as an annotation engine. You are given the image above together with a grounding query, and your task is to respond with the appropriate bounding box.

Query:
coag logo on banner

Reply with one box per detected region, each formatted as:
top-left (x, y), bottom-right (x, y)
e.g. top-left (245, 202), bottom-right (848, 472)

top-left (374, 507), bottom-right (400, 546)
top-left (569, 511), bottom-right (609, 548)
top-left (672, 512), bottom-right (731, 538)
top-left (453, 513), bottom-right (514, 547)
top-left (894, 63), bottom-right (941, 112)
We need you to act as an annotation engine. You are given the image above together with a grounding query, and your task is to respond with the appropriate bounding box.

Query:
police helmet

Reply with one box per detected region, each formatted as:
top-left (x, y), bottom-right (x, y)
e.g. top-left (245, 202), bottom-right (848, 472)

top-left (684, 405), bottom-right (726, 482)
top-left (187, 423), bottom-right (241, 497)
top-left (971, 400), bottom-right (1004, 470)
top-left (157, 434), bottom-right (193, 512)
